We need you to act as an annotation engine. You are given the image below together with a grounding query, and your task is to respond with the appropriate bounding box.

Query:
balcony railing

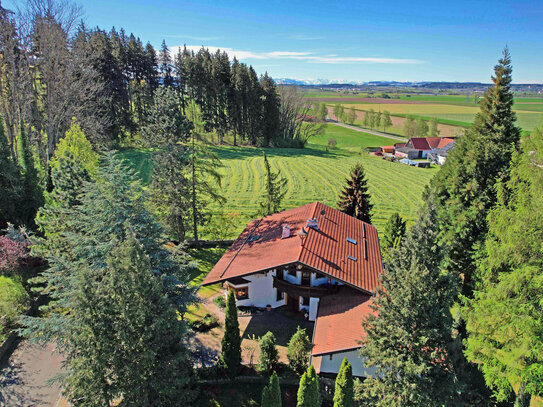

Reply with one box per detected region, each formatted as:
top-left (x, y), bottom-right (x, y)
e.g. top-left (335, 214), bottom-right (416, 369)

top-left (272, 276), bottom-right (338, 298)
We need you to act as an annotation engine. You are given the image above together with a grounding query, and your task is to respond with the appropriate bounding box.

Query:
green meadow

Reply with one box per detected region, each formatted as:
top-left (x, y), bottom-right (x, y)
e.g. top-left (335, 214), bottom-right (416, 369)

top-left (120, 124), bottom-right (438, 236)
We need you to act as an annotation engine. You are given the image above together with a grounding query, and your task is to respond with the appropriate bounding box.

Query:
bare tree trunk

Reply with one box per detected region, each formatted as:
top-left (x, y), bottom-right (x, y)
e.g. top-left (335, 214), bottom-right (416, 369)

top-left (514, 382), bottom-right (531, 407)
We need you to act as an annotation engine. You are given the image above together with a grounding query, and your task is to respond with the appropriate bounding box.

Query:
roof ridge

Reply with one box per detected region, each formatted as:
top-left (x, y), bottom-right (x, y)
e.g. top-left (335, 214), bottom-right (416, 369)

top-left (296, 201), bottom-right (319, 263)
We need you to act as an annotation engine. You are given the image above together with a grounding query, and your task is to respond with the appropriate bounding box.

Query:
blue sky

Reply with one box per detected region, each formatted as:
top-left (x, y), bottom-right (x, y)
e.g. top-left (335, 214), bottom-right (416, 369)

top-left (16, 0), bottom-right (543, 82)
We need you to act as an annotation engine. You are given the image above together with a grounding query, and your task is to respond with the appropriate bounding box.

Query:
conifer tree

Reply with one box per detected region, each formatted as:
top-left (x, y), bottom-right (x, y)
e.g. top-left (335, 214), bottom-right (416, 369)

top-left (287, 326), bottom-right (311, 376)
top-left (262, 371), bottom-right (282, 407)
top-left (464, 128), bottom-right (543, 406)
top-left (258, 152), bottom-right (287, 216)
top-left (221, 289), bottom-right (241, 378)
top-left (260, 73), bottom-right (281, 146)
top-left (50, 119), bottom-right (99, 176)
top-left (23, 152), bottom-right (195, 406)
top-left (382, 212), bottom-right (406, 251)
top-left (259, 331), bottom-right (279, 373)
top-left (333, 358), bottom-right (354, 407)
top-left (430, 48), bottom-right (521, 296)
top-left (297, 365), bottom-right (320, 407)
top-left (360, 200), bottom-right (461, 407)
top-left (337, 163), bottom-right (373, 223)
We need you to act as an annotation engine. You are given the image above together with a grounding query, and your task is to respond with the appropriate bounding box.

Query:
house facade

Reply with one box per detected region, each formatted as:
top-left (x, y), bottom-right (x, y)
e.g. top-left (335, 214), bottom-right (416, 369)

top-left (394, 137), bottom-right (455, 160)
top-left (202, 202), bottom-right (383, 376)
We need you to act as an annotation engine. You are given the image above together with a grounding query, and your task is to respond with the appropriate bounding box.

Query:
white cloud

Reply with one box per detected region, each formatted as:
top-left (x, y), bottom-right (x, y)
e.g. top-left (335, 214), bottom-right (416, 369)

top-left (171, 45), bottom-right (424, 65)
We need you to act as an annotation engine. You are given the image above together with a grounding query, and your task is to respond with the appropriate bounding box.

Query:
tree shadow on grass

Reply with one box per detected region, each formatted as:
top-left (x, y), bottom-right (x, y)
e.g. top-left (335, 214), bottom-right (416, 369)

top-left (211, 145), bottom-right (350, 161)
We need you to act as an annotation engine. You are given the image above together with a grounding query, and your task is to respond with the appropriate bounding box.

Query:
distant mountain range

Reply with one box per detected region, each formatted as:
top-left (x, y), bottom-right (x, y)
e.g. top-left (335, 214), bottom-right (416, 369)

top-left (274, 78), bottom-right (543, 92)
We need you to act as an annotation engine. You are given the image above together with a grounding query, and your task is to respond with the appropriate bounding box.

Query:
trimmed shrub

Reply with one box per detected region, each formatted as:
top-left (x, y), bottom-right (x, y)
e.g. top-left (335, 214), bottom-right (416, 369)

top-left (259, 331), bottom-right (278, 373)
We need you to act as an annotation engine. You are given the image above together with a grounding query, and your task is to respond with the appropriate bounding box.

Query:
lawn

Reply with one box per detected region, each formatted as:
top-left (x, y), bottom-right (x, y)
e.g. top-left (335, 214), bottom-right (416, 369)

top-left (120, 124), bottom-right (438, 236)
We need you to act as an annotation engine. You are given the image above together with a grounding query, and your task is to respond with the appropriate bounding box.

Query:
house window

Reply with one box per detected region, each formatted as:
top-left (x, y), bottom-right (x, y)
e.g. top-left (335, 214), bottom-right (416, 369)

top-left (302, 296), bottom-right (310, 306)
top-left (235, 286), bottom-right (249, 300)
top-left (288, 269), bottom-right (296, 276)
top-left (276, 289), bottom-right (284, 301)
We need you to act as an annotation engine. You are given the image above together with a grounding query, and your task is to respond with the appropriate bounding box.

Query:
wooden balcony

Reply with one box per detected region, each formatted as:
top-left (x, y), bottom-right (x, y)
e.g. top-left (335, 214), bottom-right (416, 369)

top-left (272, 276), bottom-right (338, 298)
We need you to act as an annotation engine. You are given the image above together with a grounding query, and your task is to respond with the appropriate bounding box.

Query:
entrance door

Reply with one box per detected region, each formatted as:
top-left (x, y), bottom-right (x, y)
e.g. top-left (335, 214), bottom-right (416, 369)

top-left (286, 294), bottom-right (299, 312)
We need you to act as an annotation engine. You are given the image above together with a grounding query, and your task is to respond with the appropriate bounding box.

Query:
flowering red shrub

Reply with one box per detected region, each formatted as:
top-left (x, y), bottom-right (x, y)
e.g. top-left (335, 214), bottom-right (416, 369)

top-left (0, 236), bottom-right (28, 272)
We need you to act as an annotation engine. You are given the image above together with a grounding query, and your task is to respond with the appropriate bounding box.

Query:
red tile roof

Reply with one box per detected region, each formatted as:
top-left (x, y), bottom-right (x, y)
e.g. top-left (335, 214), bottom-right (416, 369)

top-left (202, 202), bottom-right (383, 293)
top-left (311, 286), bottom-right (375, 356)
top-left (408, 137), bottom-right (431, 150)
top-left (437, 137), bottom-right (454, 148)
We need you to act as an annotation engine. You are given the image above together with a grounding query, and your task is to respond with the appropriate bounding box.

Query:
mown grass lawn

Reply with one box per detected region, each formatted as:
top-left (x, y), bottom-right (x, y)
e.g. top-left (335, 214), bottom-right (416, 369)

top-left (120, 124), bottom-right (438, 236)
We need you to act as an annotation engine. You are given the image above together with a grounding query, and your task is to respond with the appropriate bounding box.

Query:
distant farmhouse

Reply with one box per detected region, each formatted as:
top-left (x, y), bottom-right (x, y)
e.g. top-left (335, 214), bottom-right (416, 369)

top-left (378, 136), bottom-right (455, 165)
top-left (202, 202), bottom-right (382, 377)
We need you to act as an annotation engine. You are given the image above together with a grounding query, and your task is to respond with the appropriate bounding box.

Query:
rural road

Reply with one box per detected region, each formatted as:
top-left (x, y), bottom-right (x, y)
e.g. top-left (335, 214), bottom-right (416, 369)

top-left (327, 119), bottom-right (406, 142)
top-left (0, 340), bottom-right (64, 407)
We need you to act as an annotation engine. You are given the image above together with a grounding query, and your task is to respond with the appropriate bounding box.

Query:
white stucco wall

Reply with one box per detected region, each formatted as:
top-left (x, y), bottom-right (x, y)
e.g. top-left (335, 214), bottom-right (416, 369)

top-left (309, 297), bottom-right (319, 321)
top-left (284, 270), bottom-right (301, 285)
top-left (233, 270), bottom-right (286, 308)
top-left (316, 349), bottom-right (377, 378)
top-left (311, 273), bottom-right (329, 287)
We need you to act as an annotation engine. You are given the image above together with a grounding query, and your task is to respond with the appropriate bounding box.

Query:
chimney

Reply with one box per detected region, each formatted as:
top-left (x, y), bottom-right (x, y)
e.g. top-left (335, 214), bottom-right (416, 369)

top-left (306, 217), bottom-right (319, 230)
top-left (281, 224), bottom-right (291, 239)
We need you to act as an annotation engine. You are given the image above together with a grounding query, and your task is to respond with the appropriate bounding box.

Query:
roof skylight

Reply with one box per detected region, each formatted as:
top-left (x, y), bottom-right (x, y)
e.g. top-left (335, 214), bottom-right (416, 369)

top-left (346, 237), bottom-right (357, 245)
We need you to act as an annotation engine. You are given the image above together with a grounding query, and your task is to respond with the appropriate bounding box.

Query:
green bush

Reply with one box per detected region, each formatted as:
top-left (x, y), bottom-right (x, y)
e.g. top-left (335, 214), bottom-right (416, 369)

top-left (188, 313), bottom-right (219, 332)
top-left (0, 276), bottom-right (29, 341)
top-left (213, 295), bottom-right (226, 308)
top-left (259, 331), bottom-right (278, 373)
top-left (287, 326), bottom-right (311, 376)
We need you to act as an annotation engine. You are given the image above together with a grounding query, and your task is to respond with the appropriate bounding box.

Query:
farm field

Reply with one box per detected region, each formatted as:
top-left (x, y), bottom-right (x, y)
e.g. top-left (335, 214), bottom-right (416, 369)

top-left (120, 124), bottom-right (438, 236)
top-left (319, 97), bottom-right (542, 131)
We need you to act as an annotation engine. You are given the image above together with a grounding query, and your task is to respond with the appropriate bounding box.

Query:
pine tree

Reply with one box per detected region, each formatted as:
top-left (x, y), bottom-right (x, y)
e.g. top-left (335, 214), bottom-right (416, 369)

top-left (287, 326), bottom-right (311, 376)
top-left (258, 152), bottom-right (287, 216)
top-left (259, 331), bottom-right (279, 373)
top-left (297, 365), bottom-right (321, 407)
top-left (159, 39), bottom-right (174, 88)
top-left (430, 48), bottom-right (521, 297)
top-left (360, 200), bottom-right (461, 407)
top-left (381, 212), bottom-right (407, 265)
top-left (221, 289), bottom-right (241, 378)
top-left (262, 371), bottom-right (282, 407)
top-left (260, 73), bottom-right (281, 146)
top-left (141, 86), bottom-right (193, 147)
top-left (333, 358), bottom-right (354, 407)
top-left (464, 128), bottom-right (543, 406)
top-left (68, 229), bottom-right (194, 405)
top-left (149, 145), bottom-right (191, 241)
top-left (337, 163), bottom-right (373, 223)
top-left (23, 152), bottom-right (195, 406)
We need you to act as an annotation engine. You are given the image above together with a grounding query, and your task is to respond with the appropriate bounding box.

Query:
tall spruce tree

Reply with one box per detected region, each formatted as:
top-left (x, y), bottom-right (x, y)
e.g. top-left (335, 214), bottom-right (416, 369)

top-left (360, 200), bottom-right (461, 407)
top-left (464, 128), bottom-right (543, 406)
top-left (262, 371), bottom-right (282, 407)
top-left (297, 365), bottom-right (321, 407)
top-left (221, 289), bottom-right (241, 378)
top-left (258, 152), bottom-right (287, 216)
top-left (382, 212), bottom-right (406, 251)
top-left (430, 49), bottom-right (520, 296)
top-left (337, 163), bottom-right (373, 223)
top-left (333, 358), bottom-right (354, 407)
top-left (23, 153), bottom-right (195, 406)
